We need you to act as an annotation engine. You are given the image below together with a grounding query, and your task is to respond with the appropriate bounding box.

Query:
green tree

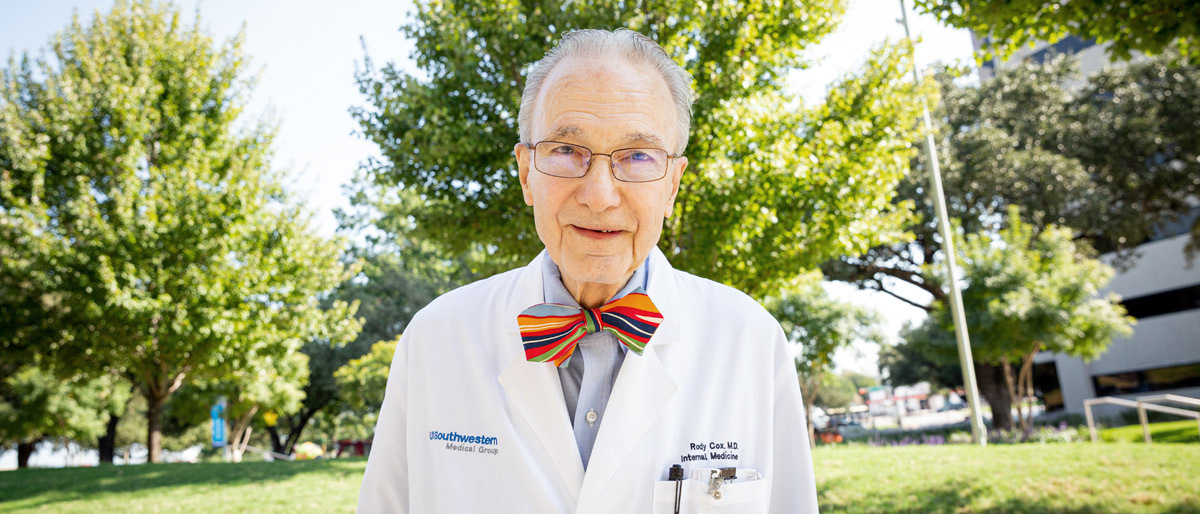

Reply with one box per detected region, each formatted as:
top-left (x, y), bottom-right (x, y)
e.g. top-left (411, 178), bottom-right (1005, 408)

top-left (352, 0), bottom-right (928, 299)
top-left (284, 337), bottom-right (401, 453)
top-left (0, 363), bottom-right (129, 468)
top-left (334, 337), bottom-right (398, 421)
top-left (826, 55), bottom-right (1200, 306)
top-left (1072, 56), bottom-right (1200, 263)
top-left (824, 54), bottom-right (1200, 428)
top-left (764, 272), bottom-right (884, 446)
top-left (910, 207), bottom-right (1134, 433)
top-left (99, 392), bottom-right (211, 463)
top-left (0, 0), bottom-right (358, 462)
top-left (841, 370), bottom-right (880, 393)
top-left (914, 0), bottom-right (1200, 63)
top-left (177, 350), bottom-right (310, 462)
top-left (878, 329), bottom-right (963, 391)
top-left (267, 234), bottom-right (466, 455)
top-left (813, 373), bottom-right (857, 411)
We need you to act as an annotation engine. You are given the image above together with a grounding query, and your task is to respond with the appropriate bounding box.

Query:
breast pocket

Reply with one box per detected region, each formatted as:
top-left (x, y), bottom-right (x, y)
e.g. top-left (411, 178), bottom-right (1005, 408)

top-left (651, 472), bottom-right (770, 514)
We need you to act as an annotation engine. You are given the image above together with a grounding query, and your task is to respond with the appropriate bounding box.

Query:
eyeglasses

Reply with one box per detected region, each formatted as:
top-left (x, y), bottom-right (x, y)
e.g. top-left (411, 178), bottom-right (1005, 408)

top-left (524, 141), bottom-right (679, 183)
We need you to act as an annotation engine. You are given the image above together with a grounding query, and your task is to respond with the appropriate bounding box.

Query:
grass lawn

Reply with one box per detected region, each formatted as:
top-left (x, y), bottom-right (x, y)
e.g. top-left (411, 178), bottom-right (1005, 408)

top-left (0, 458), bottom-right (366, 513)
top-left (815, 443), bottom-right (1199, 513)
top-left (1, 443), bottom-right (1197, 513)
top-left (1100, 420), bottom-right (1200, 444)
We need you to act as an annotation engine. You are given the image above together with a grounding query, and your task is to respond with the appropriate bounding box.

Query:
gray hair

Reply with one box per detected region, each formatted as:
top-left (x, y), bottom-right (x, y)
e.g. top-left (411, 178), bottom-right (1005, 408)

top-left (517, 28), bottom-right (695, 154)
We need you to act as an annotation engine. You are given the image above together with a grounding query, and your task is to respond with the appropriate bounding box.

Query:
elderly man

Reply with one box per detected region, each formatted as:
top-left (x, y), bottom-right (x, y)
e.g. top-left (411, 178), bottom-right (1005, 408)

top-left (358, 29), bottom-right (817, 514)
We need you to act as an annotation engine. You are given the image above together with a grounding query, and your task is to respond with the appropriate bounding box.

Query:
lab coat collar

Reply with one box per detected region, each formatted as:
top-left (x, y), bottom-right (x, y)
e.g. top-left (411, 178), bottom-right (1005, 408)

top-left (500, 246), bottom-right (683, 512)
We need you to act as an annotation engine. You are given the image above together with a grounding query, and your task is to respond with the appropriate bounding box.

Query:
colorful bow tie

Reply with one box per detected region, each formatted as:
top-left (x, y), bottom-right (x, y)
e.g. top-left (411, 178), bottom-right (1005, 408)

top-left (518, 287), bottom-right (663, 367)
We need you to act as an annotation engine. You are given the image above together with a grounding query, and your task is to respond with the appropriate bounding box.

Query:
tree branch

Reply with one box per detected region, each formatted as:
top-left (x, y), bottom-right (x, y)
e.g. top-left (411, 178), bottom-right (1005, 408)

top-left (862, 264), bottom-right (926, 289)
top-left (875, 281), bottom-right (933, 312)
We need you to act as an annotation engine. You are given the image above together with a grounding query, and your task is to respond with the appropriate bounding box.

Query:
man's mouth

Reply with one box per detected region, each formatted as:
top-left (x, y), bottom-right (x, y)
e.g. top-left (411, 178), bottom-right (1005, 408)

top-left (573, 225), bottom-right (624, 238)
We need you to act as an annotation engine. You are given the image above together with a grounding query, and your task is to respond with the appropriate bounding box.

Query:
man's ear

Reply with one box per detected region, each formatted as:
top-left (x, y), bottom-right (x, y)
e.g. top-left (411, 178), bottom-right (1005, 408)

top-left (664, 156), bottom-right (687, 218)
top-left (515, 143), bottom-right (534, 206)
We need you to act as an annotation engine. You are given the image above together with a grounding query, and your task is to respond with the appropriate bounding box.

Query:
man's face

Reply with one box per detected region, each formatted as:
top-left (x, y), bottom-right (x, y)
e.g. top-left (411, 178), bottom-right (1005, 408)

top-left (515, 56), bottom-right (687, 296)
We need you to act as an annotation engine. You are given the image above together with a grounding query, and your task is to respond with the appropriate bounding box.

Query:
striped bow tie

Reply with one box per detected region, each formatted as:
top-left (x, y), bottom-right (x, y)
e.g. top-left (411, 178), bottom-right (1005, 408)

top-left (517, 287), bottom-right (663, 367)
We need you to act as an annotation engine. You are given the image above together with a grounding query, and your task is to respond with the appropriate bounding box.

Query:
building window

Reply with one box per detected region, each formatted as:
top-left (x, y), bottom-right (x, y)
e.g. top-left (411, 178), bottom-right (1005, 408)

top-left (1093, 362), bottom-right (1200, 396)
top-left (1120, 283), bottom-right (1200, 320)
top-left (1026, 35), bottom-right (1097, 64)
top-left (1033, 362), bottom-right (1064, 411)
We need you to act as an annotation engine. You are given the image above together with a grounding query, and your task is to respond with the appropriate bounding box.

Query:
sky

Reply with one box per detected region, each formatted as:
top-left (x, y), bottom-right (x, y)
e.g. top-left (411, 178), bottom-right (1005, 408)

top-left (1, 0), bottom-right (977, 376)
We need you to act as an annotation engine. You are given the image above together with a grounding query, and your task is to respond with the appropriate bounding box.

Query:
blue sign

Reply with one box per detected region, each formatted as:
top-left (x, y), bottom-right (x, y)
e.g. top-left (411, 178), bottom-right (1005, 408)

top-left (211, 398), bottom-right (227, 448)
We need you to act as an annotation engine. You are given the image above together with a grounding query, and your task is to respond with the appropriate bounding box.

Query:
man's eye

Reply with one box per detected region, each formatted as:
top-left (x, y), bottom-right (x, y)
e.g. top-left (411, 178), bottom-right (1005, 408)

top-left (551, 145), bottom-right (579, 155)
top-left (629, 151), bottom-right (652, 161)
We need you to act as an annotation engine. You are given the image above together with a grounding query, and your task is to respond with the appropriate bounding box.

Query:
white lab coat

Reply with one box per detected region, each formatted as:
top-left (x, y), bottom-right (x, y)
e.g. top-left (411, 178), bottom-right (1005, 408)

top-left (357, 248), bottom-right (818, 514)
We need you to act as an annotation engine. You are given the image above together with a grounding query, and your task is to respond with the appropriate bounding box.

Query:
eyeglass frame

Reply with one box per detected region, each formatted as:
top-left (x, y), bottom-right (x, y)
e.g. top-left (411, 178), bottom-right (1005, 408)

top-left (522, 141), bottom-right (682, 183)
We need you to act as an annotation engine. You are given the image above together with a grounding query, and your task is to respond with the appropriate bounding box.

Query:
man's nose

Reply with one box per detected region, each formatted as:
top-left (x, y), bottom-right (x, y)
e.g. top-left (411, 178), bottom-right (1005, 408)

top-left (575, 155), bottom-right (622, 212)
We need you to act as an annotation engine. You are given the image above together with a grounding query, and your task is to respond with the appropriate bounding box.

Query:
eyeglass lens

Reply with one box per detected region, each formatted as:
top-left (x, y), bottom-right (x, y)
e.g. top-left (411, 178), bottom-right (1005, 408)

top-left (533, 142), bottom-right (667, 182)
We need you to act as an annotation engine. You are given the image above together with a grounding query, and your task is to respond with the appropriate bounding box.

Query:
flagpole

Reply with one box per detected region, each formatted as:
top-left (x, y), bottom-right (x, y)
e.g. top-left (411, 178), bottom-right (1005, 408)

top-left (898, 0), bottom-right (988, 446)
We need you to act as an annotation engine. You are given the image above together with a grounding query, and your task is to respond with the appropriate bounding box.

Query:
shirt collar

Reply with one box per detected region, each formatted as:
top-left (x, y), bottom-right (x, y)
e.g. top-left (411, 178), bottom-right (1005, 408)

top-left (540, 250), bottom-right (650, 309)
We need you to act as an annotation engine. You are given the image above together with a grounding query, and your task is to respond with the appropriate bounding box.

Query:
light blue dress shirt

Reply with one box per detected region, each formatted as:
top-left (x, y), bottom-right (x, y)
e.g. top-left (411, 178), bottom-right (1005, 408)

top-left (541, 253), bottom-right (649, 469)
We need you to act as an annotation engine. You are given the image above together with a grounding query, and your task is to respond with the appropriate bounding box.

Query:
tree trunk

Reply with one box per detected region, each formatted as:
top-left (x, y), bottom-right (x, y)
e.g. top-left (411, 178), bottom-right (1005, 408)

top-left (1017, 353), bottom-right (1037, 435)
top-left (1001, 361), bottom-right (1019, 431)
top-left (799, 376), bottom-right (821, 450)
top-left (974, 362), bottom-right (1013, 432)
top-left (806, 398), bottom-right (817, 450)
top-left (98, 413), bottom-right (121, 464)
top-left (17, 440), bottom-right (36, 468)
top-left (269, 425), bottom-right (285, 455)
top-left (147, 394), bottom-right (165, 463)
top-left (231, 426), bottom-right (253, 463)
top-left (283, 410), bottom-right (318, 456)
top-left (229, 405), bottom-right (258, 463)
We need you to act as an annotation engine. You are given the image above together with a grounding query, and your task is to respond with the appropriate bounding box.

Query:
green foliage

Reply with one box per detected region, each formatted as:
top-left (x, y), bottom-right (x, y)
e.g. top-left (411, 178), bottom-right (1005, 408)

top-left (103, 392), bottom-right (213, 455)
top-left (915, 0), bottom-right (1200, 63)
top-left (766, 272), bottom-right (884, 383)
top-left (334, 337), bottom-right (397, 417)
top-left (0, 0), bottom-right (358, 460)
top-left (224, 352), bottom-right (310, 424)
top-left (879, 327), bottom-right (963, 389)
top-left (825, 53), bottom-right (1200, 305)
top-left (268, 234), bottom-right (466, 455)
top-left (908, 206), bottom-right (1134, 431)
top-left (764, 272), bottom-right (883, 440)
top-left (925, 207), bottom-right (1134, 365)
top-left (841, 370), bottom-right (880, 391)
top-left (170, 350), bottom-right (311, 460)
top-left (813, 373), bottom-right (857, 410)
top-left (0, 364), bottom-right (129, 447)
top-left (352, 0), bottom-right (928, 298)
top-left (1071, 55), bottom-right (1200, 262)
top-left (298, 337), bottom-right (400, 446)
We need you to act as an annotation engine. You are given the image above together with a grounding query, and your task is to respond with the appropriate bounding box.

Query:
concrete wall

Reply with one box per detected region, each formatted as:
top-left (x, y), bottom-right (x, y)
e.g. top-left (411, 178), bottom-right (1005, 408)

top-left (1048, 234), bottom-right (1200, 415)
top-left (1103, 234), bottom-right (1200, 298)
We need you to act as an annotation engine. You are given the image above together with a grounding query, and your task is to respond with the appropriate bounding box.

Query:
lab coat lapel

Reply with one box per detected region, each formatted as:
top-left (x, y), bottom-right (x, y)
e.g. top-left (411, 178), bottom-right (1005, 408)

top-left (575, 248), bottom-right (683, 513)
top-left (498, 252), bottom-right (585, 503)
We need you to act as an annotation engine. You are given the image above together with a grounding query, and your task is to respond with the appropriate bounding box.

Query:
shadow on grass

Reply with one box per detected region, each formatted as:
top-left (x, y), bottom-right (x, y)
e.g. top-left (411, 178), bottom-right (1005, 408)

top-left (1103, 421), bottom-right (1199, 444)
top-left (1147, 425), bottom-right (1200, 444)
top-left (0, 457), bottom-right (366, 510)
top-left (817, 478), bottom-right (1200, 514)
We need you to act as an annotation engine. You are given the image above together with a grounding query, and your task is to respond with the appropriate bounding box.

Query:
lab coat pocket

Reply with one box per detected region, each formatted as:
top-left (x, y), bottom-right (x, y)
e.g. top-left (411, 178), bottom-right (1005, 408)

top-left (651, 475), bottom-right (770, 514)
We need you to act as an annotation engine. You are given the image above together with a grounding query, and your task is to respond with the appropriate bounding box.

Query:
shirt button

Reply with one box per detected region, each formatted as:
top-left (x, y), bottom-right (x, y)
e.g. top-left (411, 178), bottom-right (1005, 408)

top-left (586, 409), bottom-right (598, 425)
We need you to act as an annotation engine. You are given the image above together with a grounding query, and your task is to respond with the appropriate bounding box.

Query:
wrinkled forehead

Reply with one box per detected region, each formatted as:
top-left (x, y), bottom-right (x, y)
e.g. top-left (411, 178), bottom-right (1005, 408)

top-left (532, 56), bottom-right (677, 150)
